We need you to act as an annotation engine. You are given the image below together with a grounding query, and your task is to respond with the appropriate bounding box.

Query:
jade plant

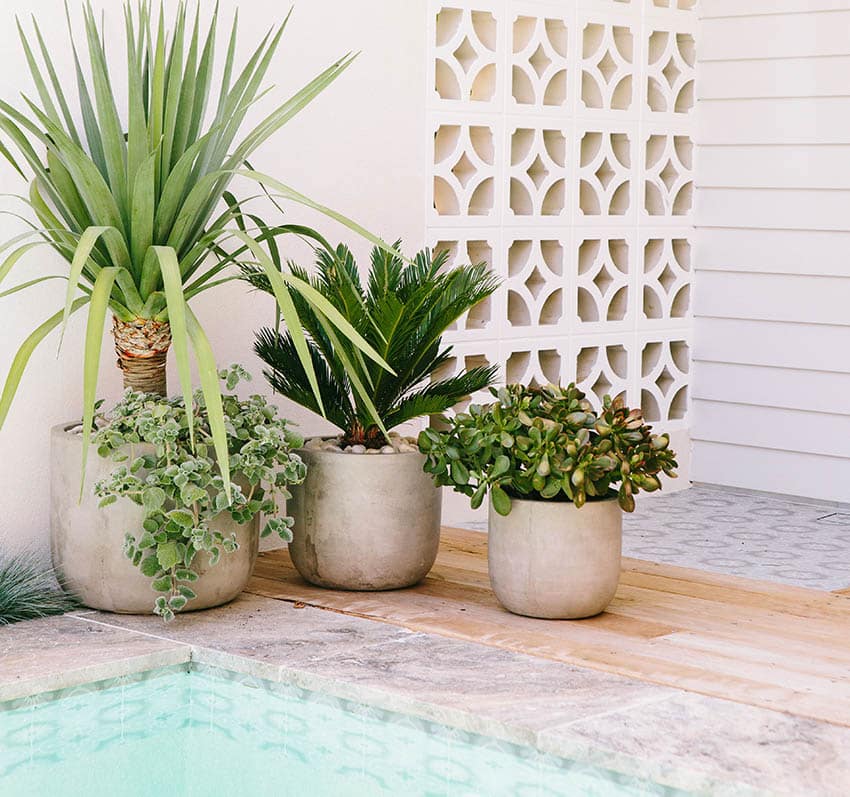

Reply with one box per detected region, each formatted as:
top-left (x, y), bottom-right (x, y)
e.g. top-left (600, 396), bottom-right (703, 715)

top-left (248, 243), bottom-right (500, 448)
top-left (419, 383), bottom-right (678, 515)
top-left (93, 366), bottom-right (306, 620)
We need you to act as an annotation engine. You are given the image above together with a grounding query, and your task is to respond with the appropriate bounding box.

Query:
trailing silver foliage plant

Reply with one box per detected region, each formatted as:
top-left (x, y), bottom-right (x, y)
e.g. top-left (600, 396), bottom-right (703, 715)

top-left (93, 365), bottom-right (306, 620)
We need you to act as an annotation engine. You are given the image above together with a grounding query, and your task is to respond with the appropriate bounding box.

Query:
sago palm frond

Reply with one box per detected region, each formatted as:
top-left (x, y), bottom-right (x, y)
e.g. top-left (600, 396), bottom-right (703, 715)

top-left (247, 242), bottom-right (500, 447)
top-left (0, 2), bottom-right (396, 500)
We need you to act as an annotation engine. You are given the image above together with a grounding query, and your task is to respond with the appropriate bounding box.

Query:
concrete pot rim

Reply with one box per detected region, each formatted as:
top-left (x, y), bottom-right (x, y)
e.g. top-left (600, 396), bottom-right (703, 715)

top-left (497, 492), bottom-right (621, 512)
top-left (53, 421), bottom-right (85, 435)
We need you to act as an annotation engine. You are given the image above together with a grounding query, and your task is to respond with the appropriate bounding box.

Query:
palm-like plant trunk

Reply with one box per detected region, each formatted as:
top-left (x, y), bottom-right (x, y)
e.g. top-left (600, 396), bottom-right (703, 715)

top-left (342, 421), bottom-right (387, 449)
top-left (112, 317), bottom-right (172, 397)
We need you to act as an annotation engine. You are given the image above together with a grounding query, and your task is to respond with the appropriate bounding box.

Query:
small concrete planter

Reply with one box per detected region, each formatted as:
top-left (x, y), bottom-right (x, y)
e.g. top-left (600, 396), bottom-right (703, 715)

top-left (49, 424), bottom-right (259, 614)
top-left (288, 446), bottom-right (441, 590)
top-left (488, 496), bottom-right (622, 619)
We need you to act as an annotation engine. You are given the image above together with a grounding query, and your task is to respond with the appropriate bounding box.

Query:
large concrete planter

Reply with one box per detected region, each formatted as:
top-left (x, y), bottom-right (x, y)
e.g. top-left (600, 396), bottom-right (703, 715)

top-left (288, 447), bottom-right (441, 590)
top-left (488, 495), bottom-right (622, 619)
top-left (50, 424), bottom-right (259, 614)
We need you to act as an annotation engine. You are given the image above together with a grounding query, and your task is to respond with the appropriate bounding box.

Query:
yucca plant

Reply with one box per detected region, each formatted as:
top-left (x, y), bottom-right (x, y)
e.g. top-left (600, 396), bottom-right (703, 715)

top-left (0, 550), bottom-right (79, 624)
top-left (249, 242), bottom-right (500, 448)
top-left (0, 2), bottom-right (392, 497)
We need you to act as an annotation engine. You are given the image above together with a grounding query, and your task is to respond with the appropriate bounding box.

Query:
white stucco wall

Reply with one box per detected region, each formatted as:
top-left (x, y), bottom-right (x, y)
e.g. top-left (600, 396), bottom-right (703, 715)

top-left (0, 0), bottom-right (427, 551)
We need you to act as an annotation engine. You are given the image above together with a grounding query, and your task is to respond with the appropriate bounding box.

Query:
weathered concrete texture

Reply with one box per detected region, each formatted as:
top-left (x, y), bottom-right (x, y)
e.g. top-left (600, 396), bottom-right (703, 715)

top-left (50, 424), bottom-right (260, 614)
top-left (0, 615), bottom-right (188, 701)
top-left (488, 496), bottom-right (623, 618)
top-left (289, 447), bottom-right (441, 590)
top-left (540, 689), bottom-right (850, 797)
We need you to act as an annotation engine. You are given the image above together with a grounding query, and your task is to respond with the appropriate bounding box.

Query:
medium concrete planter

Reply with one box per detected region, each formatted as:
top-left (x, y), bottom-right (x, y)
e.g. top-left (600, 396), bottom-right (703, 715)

top-left (488, 495), bottom-right (622, 619)
top-left (288, 447), bottom-right (441, 590)
top-left (50, 423), bottom-right (260, 614)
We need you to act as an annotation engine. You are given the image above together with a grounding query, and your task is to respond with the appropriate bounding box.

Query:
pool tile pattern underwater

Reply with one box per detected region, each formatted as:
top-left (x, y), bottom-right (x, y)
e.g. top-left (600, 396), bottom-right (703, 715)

top-left (462, 484), bottom-right (850, 590)
top-left (0, 666), bottom-right (684, 796)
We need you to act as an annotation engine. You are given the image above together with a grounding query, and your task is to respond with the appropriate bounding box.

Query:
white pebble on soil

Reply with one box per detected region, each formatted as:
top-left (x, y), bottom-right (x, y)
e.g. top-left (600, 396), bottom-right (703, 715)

top-left (315, 434), bottom-right (422, 454)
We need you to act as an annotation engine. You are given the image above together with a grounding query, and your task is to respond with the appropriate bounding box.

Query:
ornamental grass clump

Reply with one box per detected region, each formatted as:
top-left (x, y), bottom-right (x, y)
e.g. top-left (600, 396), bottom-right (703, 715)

top-left (93, 365), bottom-right (306, 620)
top-left (248, 242), bottom-right (500, 448)
top-left (419, 383), bottom-right (678, 515)
top-left (0, 550), bottom-right (79, 624)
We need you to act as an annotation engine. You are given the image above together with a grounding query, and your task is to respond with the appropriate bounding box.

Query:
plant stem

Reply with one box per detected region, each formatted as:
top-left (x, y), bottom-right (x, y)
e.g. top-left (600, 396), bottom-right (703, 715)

top-left (112, 317), bottom-right (172, 396)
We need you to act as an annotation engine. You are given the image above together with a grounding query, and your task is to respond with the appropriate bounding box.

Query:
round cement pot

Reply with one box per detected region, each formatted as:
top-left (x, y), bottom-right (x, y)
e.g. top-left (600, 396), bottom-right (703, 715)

top-left (288, 447), bottom-right (441, 590)
top-left (50, 423), bottom-right (260, 614)
top-left (488, 496), bottom-right (622, 619)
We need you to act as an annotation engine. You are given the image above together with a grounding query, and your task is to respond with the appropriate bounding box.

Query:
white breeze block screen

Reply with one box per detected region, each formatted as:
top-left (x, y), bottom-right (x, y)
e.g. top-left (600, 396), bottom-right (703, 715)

top-left (425, 0), bottom-right (695, 445)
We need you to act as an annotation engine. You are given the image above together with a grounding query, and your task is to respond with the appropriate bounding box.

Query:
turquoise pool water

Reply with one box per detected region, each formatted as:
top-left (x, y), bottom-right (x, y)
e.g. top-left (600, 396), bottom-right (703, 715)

top-left (1, 666), bottom-right (686, 796)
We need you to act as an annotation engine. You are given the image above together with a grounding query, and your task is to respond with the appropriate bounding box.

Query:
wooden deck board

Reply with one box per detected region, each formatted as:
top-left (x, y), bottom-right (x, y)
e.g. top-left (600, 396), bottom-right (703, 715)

top-left (247, 527), bottom-right (850, 727)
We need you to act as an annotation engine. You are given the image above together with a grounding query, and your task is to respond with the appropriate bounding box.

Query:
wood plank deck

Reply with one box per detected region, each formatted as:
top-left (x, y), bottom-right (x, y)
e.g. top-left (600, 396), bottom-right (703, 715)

top-left (247, 527), bottom-right (850, 728)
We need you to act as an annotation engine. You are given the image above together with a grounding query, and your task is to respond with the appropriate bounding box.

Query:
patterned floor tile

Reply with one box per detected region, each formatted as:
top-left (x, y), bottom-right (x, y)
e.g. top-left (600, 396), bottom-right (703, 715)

top-left (459, 484), bottom-right (850, 591)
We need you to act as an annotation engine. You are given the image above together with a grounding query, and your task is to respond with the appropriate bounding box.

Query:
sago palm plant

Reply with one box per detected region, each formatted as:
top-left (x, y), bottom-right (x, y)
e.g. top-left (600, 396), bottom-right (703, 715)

top-left (249, 242), bottom-right (500, 448)
top-left (0, 2), bottom-right (391, 497)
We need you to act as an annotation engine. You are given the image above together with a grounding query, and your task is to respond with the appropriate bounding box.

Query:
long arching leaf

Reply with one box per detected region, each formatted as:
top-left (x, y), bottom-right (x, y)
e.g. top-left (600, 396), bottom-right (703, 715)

top-left (148, 246), bottom-right (195, 450)
top-left (60, 226), bottom-right (129, 347)
top-left (80, 267), bottom-right (120, 498)
top-left (0, 296), bottom-right (89, 430)
top-left (237, 170), bottom-right (405, 263)
top-left (0, 274), bottom-right (68, 299)
top-left (185, 307), bottom-right (231, 504)
top-left (233, 231), bottom-right (323, 416)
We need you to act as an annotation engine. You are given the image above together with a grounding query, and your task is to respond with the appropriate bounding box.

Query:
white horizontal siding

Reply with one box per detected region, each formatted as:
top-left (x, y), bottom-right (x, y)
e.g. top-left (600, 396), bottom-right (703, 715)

top-left (698, 187), bottom-right (850, 231)
top-left (694, 318), bottom-right (850, 373)
top-left (697, 97), bottom-right (850, 145)
top-left (694, 400), bottom-right (850, 458)
top-left (697, 228), bottom-right (850, 276)
top-left (696, 272), bottom-right (850, 325)
top-left (692, 441), bottom-right (850, 504)
top-left (699, 57), bottom-right (850, 100)
top-left (698, 146), bottom-right (850, 190)
top-left (694, 6), bottom-right (850, 502)
top-left (693, 362), bottom-right (850, 416)
top-left (701, 1), bottom-right (850, 18)
top-left (699, 12), bottom-right (850, 61)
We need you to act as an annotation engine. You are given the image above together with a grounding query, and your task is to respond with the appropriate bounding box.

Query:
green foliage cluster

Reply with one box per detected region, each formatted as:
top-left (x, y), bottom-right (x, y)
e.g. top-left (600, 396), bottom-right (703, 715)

top-left (0, 1), bottom-right (392, 501)
top-left (0, 551), bottom-right (79, 624)
top-left (93, 366), bottom-right (305, 620)
top-left (249, 243), bottom-right (500, 447)
top-left (419, 383), bottom-right (678, 515)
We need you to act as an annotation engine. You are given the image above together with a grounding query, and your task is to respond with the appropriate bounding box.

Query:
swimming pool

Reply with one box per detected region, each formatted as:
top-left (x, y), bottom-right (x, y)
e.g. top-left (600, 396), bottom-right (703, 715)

top-left (1, 666), bottom-right (687, 796)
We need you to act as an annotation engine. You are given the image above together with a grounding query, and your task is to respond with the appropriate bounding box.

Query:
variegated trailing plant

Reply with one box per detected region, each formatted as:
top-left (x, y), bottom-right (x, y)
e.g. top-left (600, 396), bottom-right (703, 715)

top-left (0, 1), bottom-right (394, 500)
top-left (93, 365), bottom-right (306, 620)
